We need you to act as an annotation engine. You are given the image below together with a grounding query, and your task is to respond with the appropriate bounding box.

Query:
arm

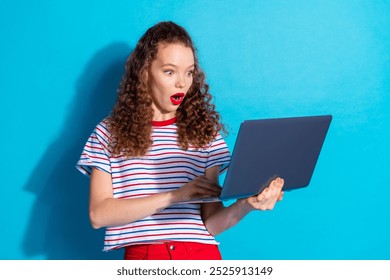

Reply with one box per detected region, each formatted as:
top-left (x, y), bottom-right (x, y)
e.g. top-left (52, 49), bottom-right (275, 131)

top-left (89, 167), bottom-right (221, 229)
top-left (202, 166), bottom-right (284, 236)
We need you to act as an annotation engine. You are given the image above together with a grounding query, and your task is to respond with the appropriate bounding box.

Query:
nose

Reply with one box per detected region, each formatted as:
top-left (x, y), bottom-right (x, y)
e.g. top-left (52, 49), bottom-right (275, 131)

top-left (176, 77), bottom-right (185, 89)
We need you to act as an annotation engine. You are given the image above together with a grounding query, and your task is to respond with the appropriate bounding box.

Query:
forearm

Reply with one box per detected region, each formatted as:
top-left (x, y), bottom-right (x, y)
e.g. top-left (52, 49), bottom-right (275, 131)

top-left (90, 166), bottom-right (224, 229)
top-left (204, 199), bottom-right (253, 236)
top-left (90, 191), bottom-right (174, 229)
top-left (204, 179), bottom-right (285, 235)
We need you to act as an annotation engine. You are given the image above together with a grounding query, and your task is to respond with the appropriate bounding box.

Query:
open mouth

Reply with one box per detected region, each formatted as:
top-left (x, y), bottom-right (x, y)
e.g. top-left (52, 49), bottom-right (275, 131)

top-left (170, 93), bottom-right (185, 105)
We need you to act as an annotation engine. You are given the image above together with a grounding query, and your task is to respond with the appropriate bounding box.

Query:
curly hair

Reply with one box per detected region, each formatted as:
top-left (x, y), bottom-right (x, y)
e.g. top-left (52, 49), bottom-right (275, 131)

top-left (108, 21), bottom-right (225, 157)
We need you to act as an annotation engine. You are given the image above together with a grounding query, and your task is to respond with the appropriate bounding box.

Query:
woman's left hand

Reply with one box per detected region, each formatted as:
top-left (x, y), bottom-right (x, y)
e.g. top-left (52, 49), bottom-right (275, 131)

top-left (204, 177), bottom-right (285, 236)
top-left (241, 177), bottom-right (285, 211)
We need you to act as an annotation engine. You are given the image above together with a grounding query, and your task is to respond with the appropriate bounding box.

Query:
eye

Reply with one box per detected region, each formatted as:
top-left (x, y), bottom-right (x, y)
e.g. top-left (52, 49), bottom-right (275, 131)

top-left (164, 70), bottom-right (174, 75)
top-left (187, 70), bottom-right (194, 77)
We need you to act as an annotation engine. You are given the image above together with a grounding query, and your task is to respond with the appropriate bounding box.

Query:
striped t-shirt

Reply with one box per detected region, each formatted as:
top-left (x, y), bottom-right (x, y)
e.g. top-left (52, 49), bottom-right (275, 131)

top-left (76, 118), bottom-right (231, 251)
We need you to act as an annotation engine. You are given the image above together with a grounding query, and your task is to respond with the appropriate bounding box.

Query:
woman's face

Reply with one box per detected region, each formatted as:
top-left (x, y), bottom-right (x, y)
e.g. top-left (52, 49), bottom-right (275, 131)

top-left (148, 43), bottom-right (195, 121)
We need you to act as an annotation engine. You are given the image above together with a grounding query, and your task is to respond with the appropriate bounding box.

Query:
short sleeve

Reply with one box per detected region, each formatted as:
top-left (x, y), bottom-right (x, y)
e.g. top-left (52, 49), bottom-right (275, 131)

top-left (76, 120), bottom-right (112, 176)
top-left (205, 133), bottom-right (231, 174)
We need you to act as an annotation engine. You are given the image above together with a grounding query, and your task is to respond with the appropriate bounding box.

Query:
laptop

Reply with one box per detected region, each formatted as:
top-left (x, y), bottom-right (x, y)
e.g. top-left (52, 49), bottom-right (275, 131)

top-left (181, 115), bottom-right (332, 203)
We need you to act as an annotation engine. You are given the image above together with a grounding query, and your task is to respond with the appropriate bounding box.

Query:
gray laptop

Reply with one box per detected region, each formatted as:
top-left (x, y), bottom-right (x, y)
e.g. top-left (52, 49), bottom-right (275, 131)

top-left (181, 115), bottom-right (332, 203)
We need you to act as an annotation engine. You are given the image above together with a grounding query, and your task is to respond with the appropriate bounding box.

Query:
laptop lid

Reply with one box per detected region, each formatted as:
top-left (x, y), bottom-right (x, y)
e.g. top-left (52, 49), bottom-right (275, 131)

top-left (219, 115), bottom-right (332, 201)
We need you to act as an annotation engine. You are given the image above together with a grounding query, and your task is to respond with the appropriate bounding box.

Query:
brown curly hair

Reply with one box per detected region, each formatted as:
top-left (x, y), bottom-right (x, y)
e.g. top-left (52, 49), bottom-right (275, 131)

top-left (108, 21), bottom-right (225, 157)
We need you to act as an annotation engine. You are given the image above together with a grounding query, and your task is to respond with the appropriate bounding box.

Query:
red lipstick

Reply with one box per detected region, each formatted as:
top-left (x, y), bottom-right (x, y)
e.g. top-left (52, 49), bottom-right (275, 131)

top-left (170, 93), bottom-right (185, 105)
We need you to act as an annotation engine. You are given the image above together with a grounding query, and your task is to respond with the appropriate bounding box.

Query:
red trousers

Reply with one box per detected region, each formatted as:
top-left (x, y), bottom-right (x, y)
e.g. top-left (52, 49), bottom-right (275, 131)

top-left (124, 241), bottom-right (222, 260)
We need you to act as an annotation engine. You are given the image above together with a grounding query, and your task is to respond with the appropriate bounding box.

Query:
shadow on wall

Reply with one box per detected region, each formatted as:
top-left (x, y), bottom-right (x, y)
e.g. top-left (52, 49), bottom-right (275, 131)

top-left (22, 43), bottom-right (132, 259)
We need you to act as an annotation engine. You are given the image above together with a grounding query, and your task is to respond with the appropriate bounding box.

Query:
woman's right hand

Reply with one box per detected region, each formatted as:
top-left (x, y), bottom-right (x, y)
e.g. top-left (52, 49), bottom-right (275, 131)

top-left (89, 170), bottom-right (221, 228)
top-left (171, 176), bottom-right (222, 202)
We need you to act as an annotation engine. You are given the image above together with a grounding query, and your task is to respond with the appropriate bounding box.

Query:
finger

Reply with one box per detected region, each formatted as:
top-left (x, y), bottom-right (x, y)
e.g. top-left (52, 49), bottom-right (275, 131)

top-left (251, 183), bottom-right (284, 210)
top-left (278, 191), bottom-right (284, 201)
top-left (196, 183), bottom-right (221, 195)
top-left (256, 188), bottom-right (268, 202)
top-left (260, 186), bottom-right (280, 208)
top-left (266, 179), bottom-right (283, 200)
top-left (270, 177), bottom-right (284, 189)
top-left (246, 195), bottom-right (259, 206)
top-left (197, 176), bottom-right (221, 188)
top-left (193, 184), bottom-right (221, 196)
top-left (195, 179), bottom-right (221, 193)
top-left (276, 177), bottom-right (284, 189)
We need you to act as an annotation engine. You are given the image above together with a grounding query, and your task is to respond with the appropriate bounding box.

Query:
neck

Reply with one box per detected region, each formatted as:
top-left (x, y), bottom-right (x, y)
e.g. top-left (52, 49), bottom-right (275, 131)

top-left (152, 112), bottom-right (176, 122)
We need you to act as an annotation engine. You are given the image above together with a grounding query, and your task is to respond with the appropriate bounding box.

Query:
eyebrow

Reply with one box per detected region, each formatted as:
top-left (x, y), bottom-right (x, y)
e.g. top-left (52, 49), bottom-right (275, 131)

top-left (161, 63), bottom-right (195, 69)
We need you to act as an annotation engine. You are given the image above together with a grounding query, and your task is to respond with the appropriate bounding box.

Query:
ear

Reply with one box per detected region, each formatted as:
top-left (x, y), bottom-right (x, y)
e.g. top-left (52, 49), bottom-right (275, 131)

top-left (142, 68), bottom-right (149, 82)
top-left (140, 68), bottom-right (150, 93)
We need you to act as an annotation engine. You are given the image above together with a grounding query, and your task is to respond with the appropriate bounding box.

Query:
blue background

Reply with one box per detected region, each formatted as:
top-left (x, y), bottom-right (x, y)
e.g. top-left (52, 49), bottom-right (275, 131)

top-left (1, 0), bottom-right (389, 260)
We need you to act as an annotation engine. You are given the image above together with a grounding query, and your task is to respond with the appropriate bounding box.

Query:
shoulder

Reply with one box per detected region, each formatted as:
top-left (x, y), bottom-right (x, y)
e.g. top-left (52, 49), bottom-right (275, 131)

top-left (211, 132), bottom-right (226, 144)
top-left (205, 132), bottom-right (228, 151)
top-left (93, 118), bottom-right (112, 142)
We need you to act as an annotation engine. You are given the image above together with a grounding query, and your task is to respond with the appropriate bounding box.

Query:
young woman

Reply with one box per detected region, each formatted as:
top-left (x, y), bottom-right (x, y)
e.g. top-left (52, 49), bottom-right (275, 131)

top-left (77, 21), bottom-right (284, 260)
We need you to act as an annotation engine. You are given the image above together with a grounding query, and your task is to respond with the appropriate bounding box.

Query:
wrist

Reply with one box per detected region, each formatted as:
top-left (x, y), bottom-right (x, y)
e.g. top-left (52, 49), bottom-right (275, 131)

top-left (234, 198), bottom-right (254, 215)
top-left (151, 191), bottom-right (176, 212)
top-left (167, 189), bottom-right (181, 204)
